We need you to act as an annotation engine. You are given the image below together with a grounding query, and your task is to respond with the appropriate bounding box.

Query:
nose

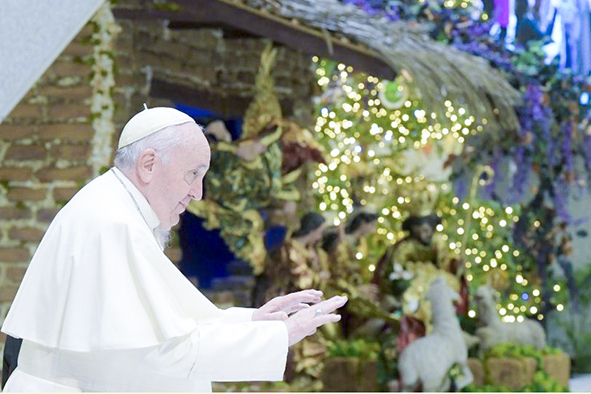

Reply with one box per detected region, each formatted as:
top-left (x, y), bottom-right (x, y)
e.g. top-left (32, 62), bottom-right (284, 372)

top-left (188, 180), bottom-right (203, 201)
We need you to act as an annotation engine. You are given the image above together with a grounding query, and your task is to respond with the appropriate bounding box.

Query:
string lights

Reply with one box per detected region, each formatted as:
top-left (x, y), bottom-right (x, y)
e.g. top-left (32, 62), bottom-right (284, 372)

top-left (310, 57), bottom-right (565, 322)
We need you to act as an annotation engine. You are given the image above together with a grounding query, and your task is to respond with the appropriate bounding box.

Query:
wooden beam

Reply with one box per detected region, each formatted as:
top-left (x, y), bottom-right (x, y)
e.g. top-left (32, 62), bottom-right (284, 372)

top-left (112, 9), bottom-right (261, 38)
top-left (113, 1), bottom-right (396, 79)
top-left (112, 8), bottom-right (195, 22)
top-left (181, 0), bottom-right (396, 79)
top-left (150, 78), bottom-right (294, 118)
top-left (167, 21), bottom-right (262, 38)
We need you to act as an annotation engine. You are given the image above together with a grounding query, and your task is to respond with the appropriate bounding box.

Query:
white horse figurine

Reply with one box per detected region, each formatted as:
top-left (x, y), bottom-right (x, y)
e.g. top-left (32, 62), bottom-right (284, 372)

top-left (474, 284), bottom-right (546, 353)
top-left (398, 276), bottom-right (473, 391)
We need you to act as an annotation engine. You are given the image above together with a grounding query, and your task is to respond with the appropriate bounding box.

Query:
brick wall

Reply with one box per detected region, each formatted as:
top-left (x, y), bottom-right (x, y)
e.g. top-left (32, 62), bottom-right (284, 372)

top-left (0, 2), bottom-right (315, 353)
top-left (113, 0), bottom-right (316, 123)
top-left (0, 25), bottom-right (96, 339)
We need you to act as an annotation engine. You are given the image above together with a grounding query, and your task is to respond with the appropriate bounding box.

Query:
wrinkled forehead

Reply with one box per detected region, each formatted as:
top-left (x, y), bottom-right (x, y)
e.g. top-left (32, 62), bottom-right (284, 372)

top-left (177, 123), bottom-right (211, 165)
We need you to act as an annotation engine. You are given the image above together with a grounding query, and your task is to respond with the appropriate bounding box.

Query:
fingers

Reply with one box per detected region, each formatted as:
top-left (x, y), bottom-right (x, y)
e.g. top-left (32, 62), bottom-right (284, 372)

top-left (311, 295), bottom-right (348, 315)
top-left (266, 311), bottom-right (289, 321)
top-left (283, 290), bottom-right (323, 304)
top-left (284, 296), bottom-right (347, 346)
top-left (274, 290), bottom-right (324, 313)
top-left (288, 303), bottom-right (312, 313)
top-left (301, 289), bottom-right (323, 297)
top-left (314, 314), bottom-right (342, 326)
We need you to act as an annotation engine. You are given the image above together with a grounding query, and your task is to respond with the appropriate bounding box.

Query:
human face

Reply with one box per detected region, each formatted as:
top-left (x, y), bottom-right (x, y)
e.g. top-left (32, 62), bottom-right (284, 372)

top-left (412, 222), bottom-right (434, 245)
top-left (309, 223), bottom-right (327, 245)
top-left (149, 123), bottom-right (210, 230)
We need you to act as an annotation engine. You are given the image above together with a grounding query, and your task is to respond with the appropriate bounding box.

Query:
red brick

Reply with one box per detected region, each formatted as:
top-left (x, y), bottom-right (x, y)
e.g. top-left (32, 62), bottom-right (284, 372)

top-left (6, 265), bottom-right (28, 284)
top-left (50, 104), bottom-right (91, 119)
top-left (0, 284), bottom-right (19, 302)
top-left (9, 227), bottom-right (45, 242)
top-left (38, 123), bottom-right (94, 141)
top-left (138, 51), bottom-right (174, 70)
top-left (115, 34), bottom-right (133, 54)
top-left (7, 187), bottom-right (47, 202)
top-left (0, 168), bottom-right (34, 181)
top-left (50, 144), bottom-right (90, 162)
top-left (183, 65), bottom-right (217, 83)
top-left (115, 73), bottom-right (145, 87)
top-left (36, 166), bottom-right (92, 182)
top-left (52, 61), bottom-right (92, 78)
top-left (237, 71), bottom-right (256, 84)
top-left (4, 145), bottom-right (47, 161)
top-left (0, 248), bottom-right (30, 263)
top-left (153, 40), bottom-right (191, 59)
top-left (62, 42), bottom-right (93, 57)
top-left (7, 104), bottom-right (43, 119)
top-left (0, 207), bottom-right (32, 220)
top-left (37, 208), bottom-right (59, 223)
top-left (53, 187), bottom-right (80, 202)
top-left (114, 106), bottom-right (137, 124)
top-left (39, 85), bottom-right (93, 100)
top-left (0, 124), bottom-right (36, 140)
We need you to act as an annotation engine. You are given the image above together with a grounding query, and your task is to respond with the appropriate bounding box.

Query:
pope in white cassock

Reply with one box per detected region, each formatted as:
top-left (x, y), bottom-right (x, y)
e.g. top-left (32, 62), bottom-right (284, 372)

top-left (1, 107), bottom-right (347, 392)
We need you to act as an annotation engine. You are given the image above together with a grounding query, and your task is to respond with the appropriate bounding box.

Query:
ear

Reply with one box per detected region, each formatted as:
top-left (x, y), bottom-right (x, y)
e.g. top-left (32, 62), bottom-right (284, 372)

top-left (136, 148), bottom-right (157, 183)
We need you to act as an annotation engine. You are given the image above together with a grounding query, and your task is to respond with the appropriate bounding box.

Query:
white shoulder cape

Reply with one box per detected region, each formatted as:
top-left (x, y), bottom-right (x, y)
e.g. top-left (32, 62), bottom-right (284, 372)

top-left (2, 169), bottom-right (223, 351)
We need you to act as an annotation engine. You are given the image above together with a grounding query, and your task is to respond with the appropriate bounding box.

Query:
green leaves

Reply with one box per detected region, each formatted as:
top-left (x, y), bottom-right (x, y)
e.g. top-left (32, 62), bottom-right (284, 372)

top-left (327, 338), bottom-right (380, 359)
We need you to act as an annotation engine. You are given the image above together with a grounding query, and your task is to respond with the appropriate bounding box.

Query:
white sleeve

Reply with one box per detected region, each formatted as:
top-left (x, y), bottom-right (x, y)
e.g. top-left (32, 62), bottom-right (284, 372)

top-left (220, 307), bottom-right (255, 323)
top-left (140, 320), bottom-right (288, 382)
top-left (15, 323), bottom-right (288, 392)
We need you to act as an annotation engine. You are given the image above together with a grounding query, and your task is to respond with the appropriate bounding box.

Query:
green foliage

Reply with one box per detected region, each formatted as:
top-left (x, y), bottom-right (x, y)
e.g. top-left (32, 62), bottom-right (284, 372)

top-left (522, 370), bottom-right (569, 392)
top-left (545, 265), bottom-right (591, 374)
top-left (463, 370), bottom-right (568, 392)
top-left (512, 41), bottom-right (548, 77)
top-left (326, 338), bottom-right (380, 360)
top-left (376, 330), bottom-right (398, 390)
top-left (573, 263), bottom-right (591, 305)
top-left (486, 343), bottom-right (539, 364)
top-left (312, 57), bottom-right (546, 324)
top-left (548, 300), bottom-right (591, 373)
top-left (463, 343), bottom-right (569, 392)
top-left (437, 192), bottom-right (544, 318)
top-left (463, 382), bottom-right (513, 392)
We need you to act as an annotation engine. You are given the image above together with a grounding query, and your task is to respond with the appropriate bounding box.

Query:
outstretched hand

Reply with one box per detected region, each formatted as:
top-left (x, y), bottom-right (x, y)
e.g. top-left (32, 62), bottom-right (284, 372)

top-left (252, 289), bottom-right (324, 321)
top-left (285, 295), bottom-right (348, 346)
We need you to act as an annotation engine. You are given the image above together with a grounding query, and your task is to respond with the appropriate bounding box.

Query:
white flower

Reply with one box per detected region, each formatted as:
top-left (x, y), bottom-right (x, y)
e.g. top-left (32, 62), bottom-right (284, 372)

top-left (389, 262), bottom-right (414, 281)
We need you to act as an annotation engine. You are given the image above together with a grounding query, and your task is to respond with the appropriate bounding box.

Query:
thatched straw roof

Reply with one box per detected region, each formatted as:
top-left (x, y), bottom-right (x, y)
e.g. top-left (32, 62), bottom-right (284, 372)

top-left (236, 0), bottom-right (521, 132)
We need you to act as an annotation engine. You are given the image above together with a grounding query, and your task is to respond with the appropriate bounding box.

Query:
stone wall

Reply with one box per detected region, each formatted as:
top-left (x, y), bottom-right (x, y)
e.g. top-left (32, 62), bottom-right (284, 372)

top-left (0, 2), bottom-right (315, 356)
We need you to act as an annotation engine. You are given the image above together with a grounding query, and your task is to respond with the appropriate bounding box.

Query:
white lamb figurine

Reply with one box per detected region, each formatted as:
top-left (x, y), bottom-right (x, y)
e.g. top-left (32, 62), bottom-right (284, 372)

top-left (474, 284), bottom-right (546, 353)
top-left (398, 276), bottom-right (473, 391)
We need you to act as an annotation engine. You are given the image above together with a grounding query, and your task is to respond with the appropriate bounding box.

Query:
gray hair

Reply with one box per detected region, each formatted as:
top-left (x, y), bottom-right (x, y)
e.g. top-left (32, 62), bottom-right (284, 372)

top-left (114, 124), bottom-right (187, 171)
top-left (156, 228), bottom-right (172, 248)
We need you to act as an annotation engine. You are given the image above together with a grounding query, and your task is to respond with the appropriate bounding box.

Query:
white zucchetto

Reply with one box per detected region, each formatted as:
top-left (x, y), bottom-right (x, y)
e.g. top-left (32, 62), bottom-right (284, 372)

top-left (118, 107), bottom-right (196, 149)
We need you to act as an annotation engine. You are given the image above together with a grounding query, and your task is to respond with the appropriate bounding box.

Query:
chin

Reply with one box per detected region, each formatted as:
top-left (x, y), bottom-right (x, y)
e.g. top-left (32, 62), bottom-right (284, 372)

top-left (169, 215), bottom-right (181, 228)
